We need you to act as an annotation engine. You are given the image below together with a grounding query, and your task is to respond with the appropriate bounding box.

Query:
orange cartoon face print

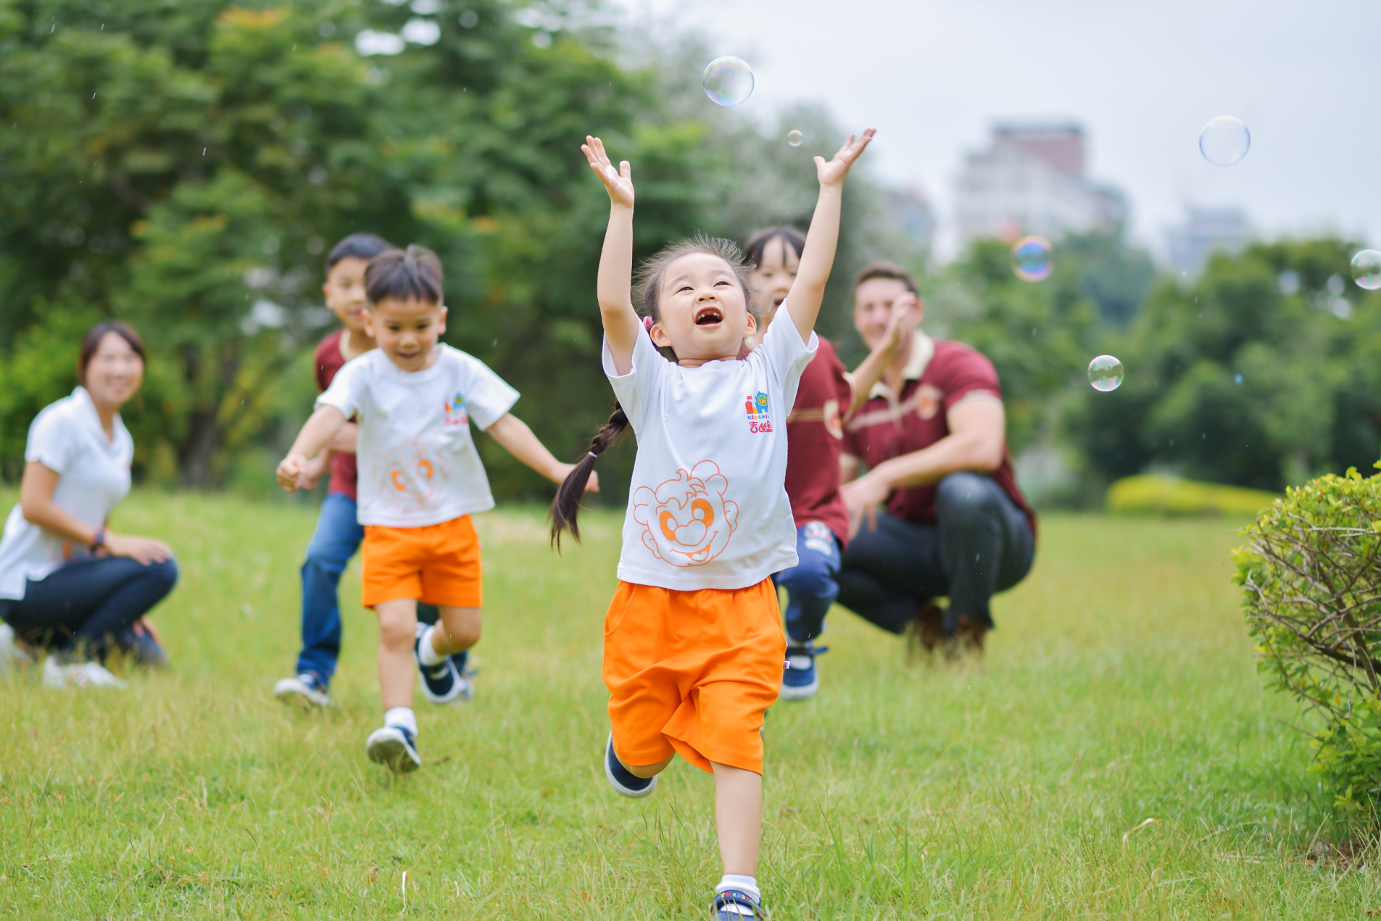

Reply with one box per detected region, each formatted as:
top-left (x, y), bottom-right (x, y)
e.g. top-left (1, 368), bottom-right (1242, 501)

top-left (375, 434), bottom-right (448, 510)
top-left (632, 460), bottom-right (739, 566)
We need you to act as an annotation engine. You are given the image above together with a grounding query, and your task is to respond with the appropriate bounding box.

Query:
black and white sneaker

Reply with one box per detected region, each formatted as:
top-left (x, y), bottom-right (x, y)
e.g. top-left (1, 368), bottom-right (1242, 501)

top-left (779, 642), bottom-right (827, 702)
top-left (414, 624), bottom-right (462, 704)
top-left (274, 673), bottom-right (332, 708)
top-left (604, 733), bottom-right (656, 798)
top-left (366, 725), bottom-right (421, 774)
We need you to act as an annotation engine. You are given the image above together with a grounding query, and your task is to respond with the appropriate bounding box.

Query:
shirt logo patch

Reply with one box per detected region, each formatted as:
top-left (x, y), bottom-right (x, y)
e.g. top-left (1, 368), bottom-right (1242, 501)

top-left (376, 434), bottom-right (448, 510)
top-left (444, 392), bottom-right (469, 427)
top-left (744, 391), bottom-right (773, 433)
top-left (915, 385), bottom-right (943, 420)
top-left (632, 461), bottom-right (739, 567)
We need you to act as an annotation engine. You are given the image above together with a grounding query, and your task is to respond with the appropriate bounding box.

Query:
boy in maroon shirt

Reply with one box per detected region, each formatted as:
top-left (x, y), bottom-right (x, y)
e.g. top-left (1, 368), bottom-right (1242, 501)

top-left (838, 262), bottom-right (1035, 654)
top-left (742, 229), bottom-right (904, 700)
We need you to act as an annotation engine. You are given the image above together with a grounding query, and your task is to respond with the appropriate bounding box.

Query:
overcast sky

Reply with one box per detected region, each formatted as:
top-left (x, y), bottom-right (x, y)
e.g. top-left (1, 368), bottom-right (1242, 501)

top-left (611, 0), bottom-right (1381, 262)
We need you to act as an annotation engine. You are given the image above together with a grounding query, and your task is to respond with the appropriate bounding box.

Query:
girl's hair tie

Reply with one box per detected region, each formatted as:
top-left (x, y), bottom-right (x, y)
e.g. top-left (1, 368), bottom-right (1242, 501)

top-left (588, 451), bottom-right (598, 459)
top-left (642, 316), bottom-right (654, 330)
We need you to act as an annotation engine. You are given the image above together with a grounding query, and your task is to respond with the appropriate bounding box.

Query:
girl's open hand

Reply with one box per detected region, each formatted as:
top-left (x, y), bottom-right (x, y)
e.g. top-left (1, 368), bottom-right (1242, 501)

top-left (582, 136), bottom-right (634, 208)
top-left (815, 128), bottom-right (876, 188)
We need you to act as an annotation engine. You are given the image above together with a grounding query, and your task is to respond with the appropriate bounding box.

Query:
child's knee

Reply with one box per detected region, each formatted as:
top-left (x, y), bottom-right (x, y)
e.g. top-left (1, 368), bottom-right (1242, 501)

top-left (375, 605), bottom-right (416, 648)
top-left (438, 607), bottom-right (482, 648)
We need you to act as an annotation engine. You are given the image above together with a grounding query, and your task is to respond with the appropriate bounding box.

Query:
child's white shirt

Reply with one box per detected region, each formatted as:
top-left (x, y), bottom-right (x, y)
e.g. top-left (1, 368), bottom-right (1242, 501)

top-left (317, 345), bottom-right (518, 528)
top-left (604, 316), bottom-right (817, 590)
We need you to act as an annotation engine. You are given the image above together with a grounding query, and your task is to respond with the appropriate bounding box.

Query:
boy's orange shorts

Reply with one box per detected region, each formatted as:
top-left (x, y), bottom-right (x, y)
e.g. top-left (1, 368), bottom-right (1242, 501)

top-left (603, 578), bottom-right (786, 775)
top-left (361, 514), bottom-right (482, 609)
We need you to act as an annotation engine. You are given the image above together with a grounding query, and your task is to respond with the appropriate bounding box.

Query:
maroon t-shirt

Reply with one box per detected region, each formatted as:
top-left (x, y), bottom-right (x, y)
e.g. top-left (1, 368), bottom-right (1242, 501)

top-left (784, 338), bottom-right (854, 547)
top-left (843, 336), bottom-right (1035, 535)
top-left (314, 330), bottom-right (357, 500)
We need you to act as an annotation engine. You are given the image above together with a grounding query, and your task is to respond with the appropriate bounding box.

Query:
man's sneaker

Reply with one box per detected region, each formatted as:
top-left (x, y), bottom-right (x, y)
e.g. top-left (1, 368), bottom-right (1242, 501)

top-left (604, 732), bottom-right (656, 798)
top-left (44, 657), bottom-right (127, 689)
top-left (712, 889), bottom-right (766, 919)
top-left (414, 624), bottom-right (462, 704)
top-left (780, 643), bottom-right (827, 701)
top-left (274, 673), bottom-right (332, 708)
top-left (366, 725), bottom-right (421, 774)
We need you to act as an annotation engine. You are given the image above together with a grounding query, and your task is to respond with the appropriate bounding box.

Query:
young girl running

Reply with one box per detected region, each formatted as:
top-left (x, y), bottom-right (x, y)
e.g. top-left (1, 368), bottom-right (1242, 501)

top-left (554, 129), bottom-right (873, 920)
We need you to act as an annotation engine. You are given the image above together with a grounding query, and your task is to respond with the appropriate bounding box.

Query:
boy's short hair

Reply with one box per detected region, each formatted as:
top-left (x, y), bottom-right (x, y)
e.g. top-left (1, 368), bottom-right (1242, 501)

top-left (326, 233), bottom-right (393, 273)
top-left (365, 245), bottom-right (444, 305)
top-left (852, 260), bottom-right (918, 297)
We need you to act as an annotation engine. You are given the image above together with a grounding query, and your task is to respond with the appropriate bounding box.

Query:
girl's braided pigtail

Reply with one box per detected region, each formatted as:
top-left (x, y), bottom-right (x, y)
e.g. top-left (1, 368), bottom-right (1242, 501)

top-left (550, 404), bottom-right (630, 549)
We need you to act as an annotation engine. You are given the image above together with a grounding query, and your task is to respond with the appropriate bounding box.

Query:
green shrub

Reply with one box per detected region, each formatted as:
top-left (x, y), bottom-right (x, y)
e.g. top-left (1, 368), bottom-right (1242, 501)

top-left (1234, 464), bottom-right (1381, 817)
top-left (1106, 474), bottom-right (1280, 517)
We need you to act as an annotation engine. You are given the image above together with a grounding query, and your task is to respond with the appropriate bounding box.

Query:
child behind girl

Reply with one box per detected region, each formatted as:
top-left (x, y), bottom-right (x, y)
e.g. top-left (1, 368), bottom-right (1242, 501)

top-left (277, 245), bottom-right (593, 773)
top-left (554, 130), bottom-right (873, 920)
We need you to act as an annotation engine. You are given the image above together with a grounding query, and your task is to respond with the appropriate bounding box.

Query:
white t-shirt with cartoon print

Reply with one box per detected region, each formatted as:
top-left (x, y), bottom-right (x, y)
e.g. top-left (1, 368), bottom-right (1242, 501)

top-left (604, 316), bottom-right (817, 591)
top-left (317, 346), bottom-right (519, 528)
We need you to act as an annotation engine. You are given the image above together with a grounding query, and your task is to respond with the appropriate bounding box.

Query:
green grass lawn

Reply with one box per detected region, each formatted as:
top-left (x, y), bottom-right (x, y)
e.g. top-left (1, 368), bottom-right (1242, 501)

top-left (1, 490), bottom-right (1376, 919)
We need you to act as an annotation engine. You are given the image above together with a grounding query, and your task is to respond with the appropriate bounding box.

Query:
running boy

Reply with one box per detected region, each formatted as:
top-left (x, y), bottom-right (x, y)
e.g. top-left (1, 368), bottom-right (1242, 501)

top-left (741, 227), bottom-right (908, 701)
top-left (553, 130), bottom-right (873, 920)
top-left (274, 233), bottom-right (445, 708)
top-left (277, 245), bottom-right (593, 773)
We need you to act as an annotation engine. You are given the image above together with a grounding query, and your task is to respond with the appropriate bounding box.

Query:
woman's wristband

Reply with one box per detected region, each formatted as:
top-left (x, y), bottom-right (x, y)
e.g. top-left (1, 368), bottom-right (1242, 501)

top-left (91, 526), bottom-right (108, 552)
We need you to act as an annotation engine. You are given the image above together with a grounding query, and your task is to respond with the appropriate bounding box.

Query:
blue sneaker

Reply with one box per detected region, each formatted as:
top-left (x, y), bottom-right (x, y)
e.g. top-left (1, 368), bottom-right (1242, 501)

top-left (414, 624), bottom-right (462, 704)
top-left (779, 642), bottom-right (827, 701)
top-left (366, 725), bottom-right (421, 774)
top-left (604, 733), bottom-right (656, 798)
top-left (712, 889), bottom-right (766, 919)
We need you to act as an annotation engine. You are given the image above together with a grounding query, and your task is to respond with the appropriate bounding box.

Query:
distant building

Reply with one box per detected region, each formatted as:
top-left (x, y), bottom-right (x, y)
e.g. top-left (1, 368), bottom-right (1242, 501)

top-left (953, 122), bottom-right (1127, 246)
top-left (1165, 207), bottom-right (1252, 275)
top-left (882, 186), bottom-right (936, 255)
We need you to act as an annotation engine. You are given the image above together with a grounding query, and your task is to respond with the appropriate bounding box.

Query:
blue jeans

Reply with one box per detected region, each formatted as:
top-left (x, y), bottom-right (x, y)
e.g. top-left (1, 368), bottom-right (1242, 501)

top-left (297, 493), bottom-right (437, 684)
top-left (773, 522), bottom-right (842, 646)
top-left (0, 556), bottom-right (179, 659)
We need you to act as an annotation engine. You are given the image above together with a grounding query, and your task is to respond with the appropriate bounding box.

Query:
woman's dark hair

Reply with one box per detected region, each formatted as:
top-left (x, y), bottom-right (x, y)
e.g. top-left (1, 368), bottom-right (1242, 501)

top-left (742, 225), bottom-right (806, 287)
top-left (551, 235), bottom-right (755, 547)
top-left (78, 320), bottom-right (145, 386)
top-left (326, 233), bottom-right (392, 273)
top-left (365, 245), bottom-right (444, 305)
top-left (852, 259), bottom-right (918, 296)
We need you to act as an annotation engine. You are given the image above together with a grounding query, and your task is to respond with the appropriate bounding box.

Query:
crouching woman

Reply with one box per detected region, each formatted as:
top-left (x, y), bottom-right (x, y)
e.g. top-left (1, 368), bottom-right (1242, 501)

top-left (0, 321), bottom-right (178, 688)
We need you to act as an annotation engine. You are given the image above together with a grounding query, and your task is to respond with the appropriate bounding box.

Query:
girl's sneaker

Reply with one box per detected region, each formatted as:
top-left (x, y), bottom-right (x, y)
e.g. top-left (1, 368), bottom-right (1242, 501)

top-left (604, 733), bottom-right (656, 798)
top-left (366, 725), bottom-right (421, 774)
top-left (712, 889), bottom-right (767, 919)
top-left (43, 656), bottom-right (128, 689)
top-left (413, 624), bottom-right (462, 704)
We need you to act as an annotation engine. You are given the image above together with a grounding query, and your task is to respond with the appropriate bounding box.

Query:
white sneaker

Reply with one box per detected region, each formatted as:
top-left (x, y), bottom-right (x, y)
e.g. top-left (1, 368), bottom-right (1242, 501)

top-left (274, 674), bottom-right (332, 708)
top-left (44, 657), bottom-right (127, 689)
top-left (0, 624), bottom-right (34, 676)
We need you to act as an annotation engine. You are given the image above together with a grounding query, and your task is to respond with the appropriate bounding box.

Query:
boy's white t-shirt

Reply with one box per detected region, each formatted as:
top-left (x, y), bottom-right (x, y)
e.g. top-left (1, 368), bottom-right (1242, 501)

top-left (317, 345), bottom-right (519, 528)
top-left (0, 388), bottom-right (134, 600)
top-left (605, 316), bottom-right (817, 591)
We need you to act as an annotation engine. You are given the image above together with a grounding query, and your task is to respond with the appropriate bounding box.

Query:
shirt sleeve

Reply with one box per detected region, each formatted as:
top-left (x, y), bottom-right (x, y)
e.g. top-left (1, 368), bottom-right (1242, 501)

top-left (758, 313), bottom-right (818, 409)
top-left (457, 353), bottom-right (520, 431)
top-left (24, 403), bottom-right (77, 475)
top-left (316, 354), bottom-right (366, 419)
top-left (938, 344), bottom-right (1003, 412)
top-left (602, 327), bottom-right (665, 430)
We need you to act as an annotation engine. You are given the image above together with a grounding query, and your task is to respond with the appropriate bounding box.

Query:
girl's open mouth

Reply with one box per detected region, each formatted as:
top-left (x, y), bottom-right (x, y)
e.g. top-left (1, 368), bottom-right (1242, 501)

top-left (694, 306), bottom-right (723, 326)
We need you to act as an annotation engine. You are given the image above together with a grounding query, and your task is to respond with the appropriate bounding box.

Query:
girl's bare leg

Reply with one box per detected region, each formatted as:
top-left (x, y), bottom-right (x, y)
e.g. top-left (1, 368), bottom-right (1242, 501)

top-left (711, 762), bottom-right (762, 876)
top-left (373, 599), bottom-right (418, 709)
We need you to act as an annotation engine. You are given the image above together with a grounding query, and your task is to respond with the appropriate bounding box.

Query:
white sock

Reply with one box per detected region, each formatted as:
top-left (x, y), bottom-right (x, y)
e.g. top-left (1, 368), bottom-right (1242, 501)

top-left (418, 626), bottom-right (447, 666)
top-left (716, 875), bottom-right (760, 902)
top-left (383, 706), bottom-right (417, 736)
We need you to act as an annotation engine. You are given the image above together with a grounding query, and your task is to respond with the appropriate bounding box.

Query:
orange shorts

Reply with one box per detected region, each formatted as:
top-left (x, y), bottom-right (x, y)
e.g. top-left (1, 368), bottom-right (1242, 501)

top-left (603, 578), bottom-right (786, 775)
top-left (361, 515), bottom-right (482, 609)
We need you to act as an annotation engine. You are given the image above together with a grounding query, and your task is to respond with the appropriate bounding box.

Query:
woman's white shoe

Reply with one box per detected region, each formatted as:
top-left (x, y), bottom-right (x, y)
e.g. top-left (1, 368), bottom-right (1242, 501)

top-left (43, 656), bottom-right (127, 689)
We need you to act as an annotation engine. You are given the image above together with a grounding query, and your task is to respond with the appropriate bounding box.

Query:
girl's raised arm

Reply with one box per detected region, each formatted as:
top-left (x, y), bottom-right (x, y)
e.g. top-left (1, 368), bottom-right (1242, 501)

top-left (785, 129), bottom-right (876, 341)
top-left (581, 136), bottom-right (642, 375)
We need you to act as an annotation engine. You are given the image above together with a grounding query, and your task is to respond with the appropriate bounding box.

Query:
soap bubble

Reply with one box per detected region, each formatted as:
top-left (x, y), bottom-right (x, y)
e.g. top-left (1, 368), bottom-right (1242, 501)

top-left (703, 56), bottom-right (754, 107)
top-left (1088, 355), bottom-right (1124, 392)
top-left (787, 130), bottom-right (802, 147)
top-left (1199, 116), bottom-right (1250, 166)
top-left (1010, 235), bottom-right (1052, 282)
top-left (1351, 249), bottom-right (1381, 291)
